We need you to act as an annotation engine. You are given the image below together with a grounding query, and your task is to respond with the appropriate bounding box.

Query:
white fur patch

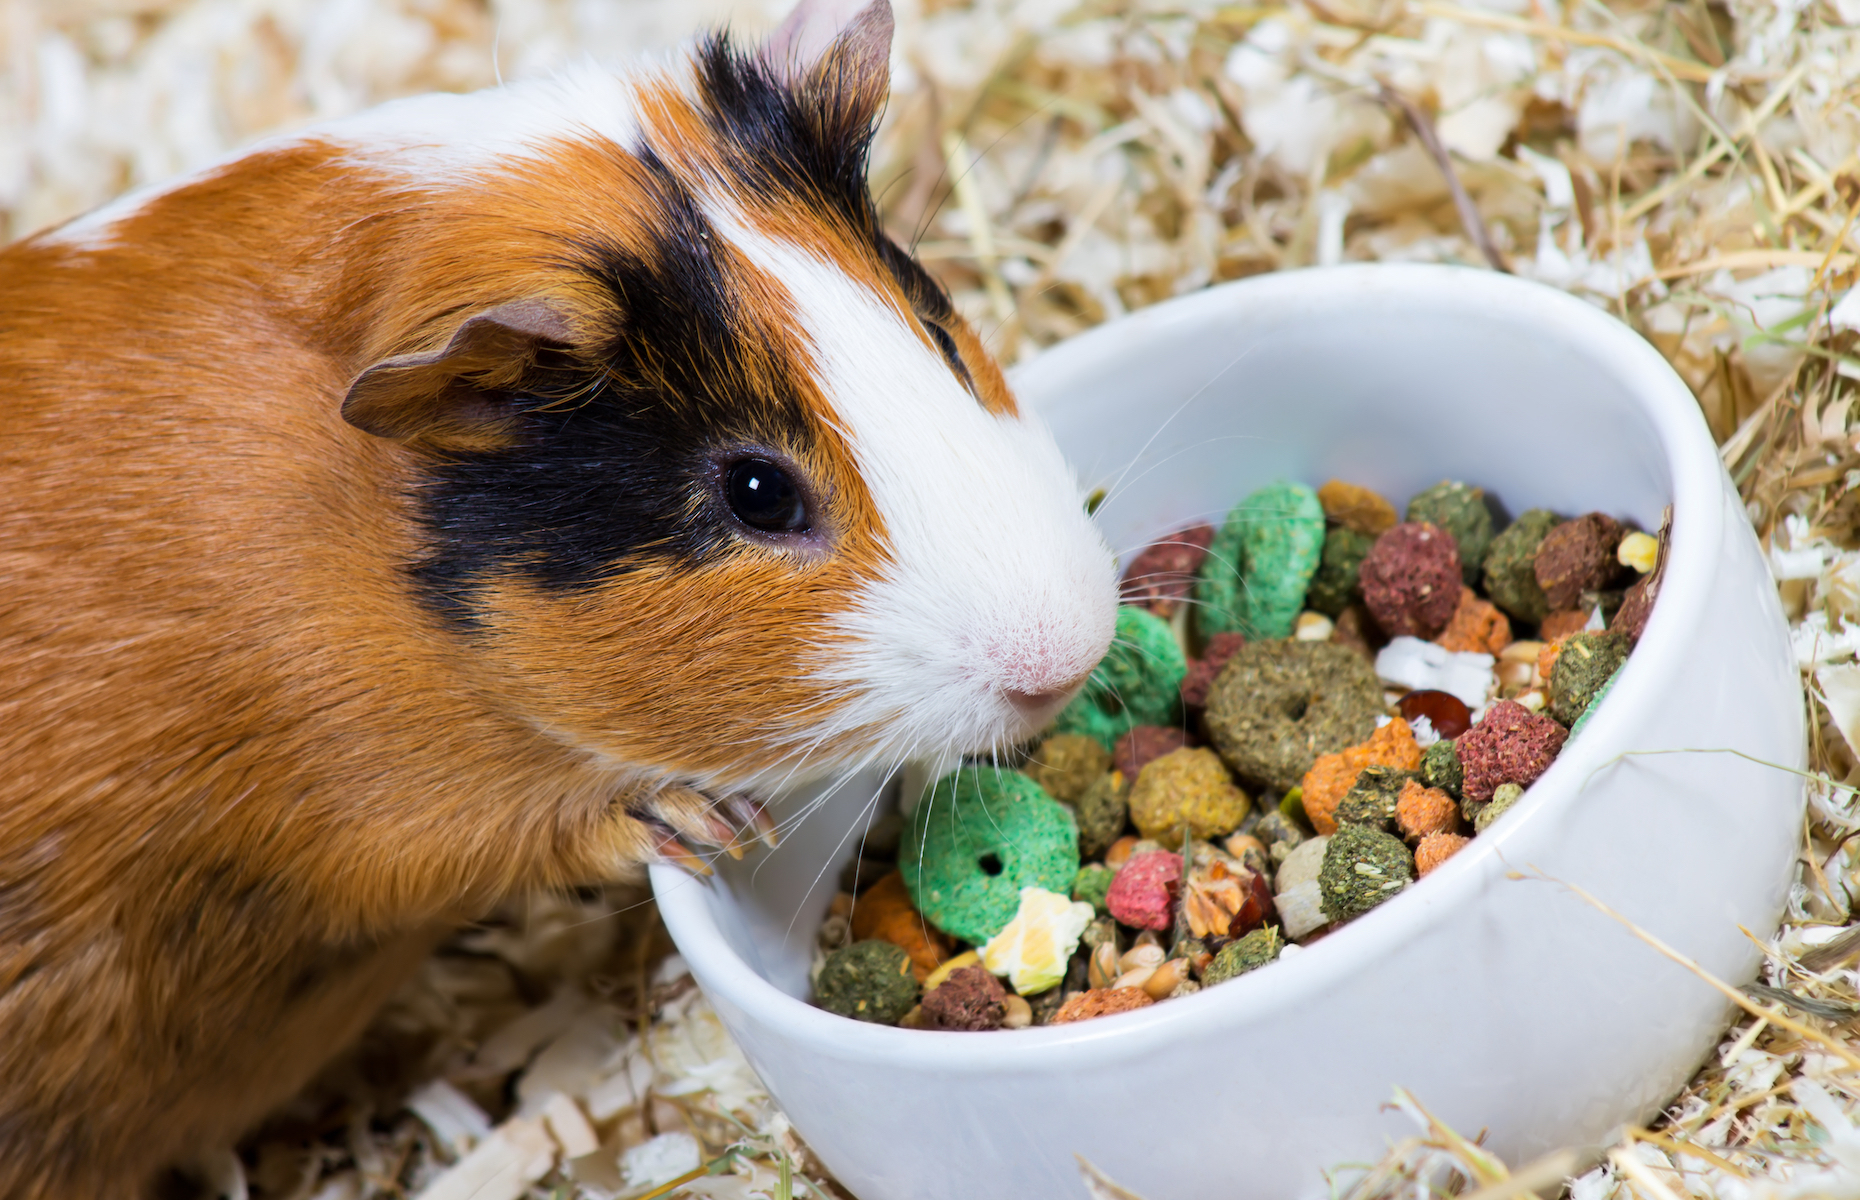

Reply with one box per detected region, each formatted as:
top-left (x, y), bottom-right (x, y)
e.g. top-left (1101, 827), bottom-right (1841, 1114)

top-left (43, 58), bottom-right (669, 249)
top-left (709, 208), bottom-right (1120, 774)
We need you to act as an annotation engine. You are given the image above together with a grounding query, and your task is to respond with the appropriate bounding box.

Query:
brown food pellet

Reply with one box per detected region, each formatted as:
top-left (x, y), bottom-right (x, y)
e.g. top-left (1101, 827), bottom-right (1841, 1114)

top-left (1120, 524), bottom-right (1216, 617)
top-left (1180, 631), bottom-right (1246, 709)
top-left (1537, 610), bottom-right (1590, 642)
top-left (1414, 831), bottom-right (1471, 876)
top-left (1534, 513), bottom-right (1624, 611)
top-left (1456, 700), bottom-right (1568, 805)
top-left (1397, 689), bottom-right (1472, 739)
top-left (1114, 725), bottom-right (1190, 781)
top-left (1318, 479), bottom-right (1399, 535)
top-left (918, 965), bottom-right (1008, 1031)
top-left (1104, 835), bottom-right (1140, 870)
top-left (1360, 522), bottom-right (1463, 639)
top-left (850, 871), bottom-right (952, 981)
top-left (1614, 572), bottom-right (1656, 641)
top-left (1434, 586), bottom-right (1511, 655)
top-left (1329, 605), bottom-right (1382, 661)
top-left (1395, 779), bottom-right (1460, 842)
top-left (1301, 718), bottom-right (1423, 836)
top-left (1051, 987), bottom-right (1157, 1024)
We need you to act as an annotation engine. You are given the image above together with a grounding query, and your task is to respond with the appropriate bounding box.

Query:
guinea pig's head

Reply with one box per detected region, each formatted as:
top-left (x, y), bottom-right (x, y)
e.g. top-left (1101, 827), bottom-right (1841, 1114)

top-left (336, 0), bottom-right (1118, 793)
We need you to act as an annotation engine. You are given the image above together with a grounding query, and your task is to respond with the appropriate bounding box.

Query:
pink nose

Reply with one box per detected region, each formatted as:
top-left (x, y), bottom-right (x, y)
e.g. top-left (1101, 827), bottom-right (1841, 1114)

top-left (1003, 673), bottom-right (1093, 716)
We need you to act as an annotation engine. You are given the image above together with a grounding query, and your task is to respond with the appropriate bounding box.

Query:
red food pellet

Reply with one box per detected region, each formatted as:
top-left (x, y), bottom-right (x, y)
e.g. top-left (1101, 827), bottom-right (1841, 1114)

top-left (1121, 524), bottom-right (1216, 617)
top-left (1180, 631), bottom-right (1246, 709)
top-left (1455, 700), bottom-right (1568, 804)
top-left (1359, 522), bottom-right (1462, 639)
top-left (1105, 851), bottom-right (1182, 931)
top-left (1397, 689), bottom-right (1472, 739)
top-left (1114, 725), bottom-right (1189, 780)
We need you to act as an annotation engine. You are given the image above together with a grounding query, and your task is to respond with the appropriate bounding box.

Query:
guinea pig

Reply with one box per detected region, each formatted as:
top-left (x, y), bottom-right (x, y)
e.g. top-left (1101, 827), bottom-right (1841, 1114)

top-left (0, 1), bottom-right (1118, 1194)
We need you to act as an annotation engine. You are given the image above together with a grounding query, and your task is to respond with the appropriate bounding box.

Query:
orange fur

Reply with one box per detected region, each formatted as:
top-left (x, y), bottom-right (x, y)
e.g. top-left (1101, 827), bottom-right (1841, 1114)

top-left (0, 54), bottom-right (943, 1195)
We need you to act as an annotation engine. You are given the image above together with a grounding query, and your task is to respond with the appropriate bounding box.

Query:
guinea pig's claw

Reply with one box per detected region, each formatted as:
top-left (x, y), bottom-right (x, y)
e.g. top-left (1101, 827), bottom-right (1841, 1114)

top-left (655, 832), bottom-right (714, 877)
top-left (732, 796), bottom-right (780, 850)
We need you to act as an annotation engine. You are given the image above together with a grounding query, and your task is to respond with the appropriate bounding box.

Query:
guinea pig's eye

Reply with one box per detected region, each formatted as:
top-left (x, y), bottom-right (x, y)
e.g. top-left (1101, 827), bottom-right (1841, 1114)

top-left (726, 458), bottom-right (809, 533)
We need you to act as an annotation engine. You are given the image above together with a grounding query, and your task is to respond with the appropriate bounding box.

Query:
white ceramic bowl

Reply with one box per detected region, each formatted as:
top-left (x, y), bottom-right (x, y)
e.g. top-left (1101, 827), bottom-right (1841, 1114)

top-left (652, 264), bottom-right (1805, 1200)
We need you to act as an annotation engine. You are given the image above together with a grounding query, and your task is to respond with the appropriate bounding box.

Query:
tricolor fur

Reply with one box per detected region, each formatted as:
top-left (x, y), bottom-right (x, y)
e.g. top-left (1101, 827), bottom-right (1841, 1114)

top-left (0, 2), bottom-right (1116, 1194)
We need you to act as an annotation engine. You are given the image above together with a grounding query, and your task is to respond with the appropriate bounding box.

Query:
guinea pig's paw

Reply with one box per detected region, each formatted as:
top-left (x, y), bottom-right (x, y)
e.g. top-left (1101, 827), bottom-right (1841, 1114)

top-left (628, 787), bottom-right (778, 875)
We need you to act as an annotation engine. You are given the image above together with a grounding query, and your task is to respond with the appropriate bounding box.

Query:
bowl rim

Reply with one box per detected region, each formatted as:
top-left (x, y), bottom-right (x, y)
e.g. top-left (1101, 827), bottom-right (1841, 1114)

top-left (651, 260), bottom-right (1729, 1070)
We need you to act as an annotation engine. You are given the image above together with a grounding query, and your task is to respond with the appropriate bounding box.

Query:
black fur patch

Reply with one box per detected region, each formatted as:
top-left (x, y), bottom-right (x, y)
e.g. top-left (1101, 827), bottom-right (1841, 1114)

top-left (693, 32), bottom-right (879, 239)
top-left (408, 149), bottom-right (816, 626)
top-left (694, 32), bottom-right (975, 386)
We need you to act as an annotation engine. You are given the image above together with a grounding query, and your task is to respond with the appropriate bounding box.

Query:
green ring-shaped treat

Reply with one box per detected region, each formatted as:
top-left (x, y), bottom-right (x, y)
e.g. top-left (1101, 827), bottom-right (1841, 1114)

top-left (901, 767), bottom-right (1081, 944)
top-left (1051, 605), bottom-right (1187, 750)
top-left (1196, 481), bottom-right (1326, 642)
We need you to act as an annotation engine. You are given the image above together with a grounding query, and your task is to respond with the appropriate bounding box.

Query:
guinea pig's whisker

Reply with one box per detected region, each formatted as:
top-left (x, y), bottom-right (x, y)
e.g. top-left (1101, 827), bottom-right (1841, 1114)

top-left (1094, 342), bottom-right (1264, 512)
top-left (779, 765), bottom-right (897, 940)
top-left (1092, 433), bottom-right (1276, 519)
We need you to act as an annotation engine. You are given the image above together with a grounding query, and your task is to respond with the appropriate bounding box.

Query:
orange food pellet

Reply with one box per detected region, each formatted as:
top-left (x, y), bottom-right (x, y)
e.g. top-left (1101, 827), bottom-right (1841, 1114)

top-left (1051, 987), bottom-right (1157, 1024)
top-left (1317, 479), bottom-right (1398, 535)
top-left (1104, 835), bottom-right (1140, 870)
top-left (1301, 718), bottom-right (1422, 836)
top-left (1395, 779), bottom-right (1459, 842)
top-left (851, 872), bottom-right (951, 982)
top-left (1434, 587), bottom-right (1511, 655)
top-left (1538, 610), bottom-right (1589, 642)
top-left (1536, 639), bottom-right (1562, 685)
top-left (1414, 831), bottom-right (1472, 875)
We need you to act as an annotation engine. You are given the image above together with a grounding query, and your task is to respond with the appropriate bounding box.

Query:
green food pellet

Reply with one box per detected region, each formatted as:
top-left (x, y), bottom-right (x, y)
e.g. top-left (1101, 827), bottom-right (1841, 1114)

top-left (1202, 926), bottom-right (1284, 985)
top-left (1483, 509), bottom-right (1563, 623)
top-left (1420, 739), bottom-right (1463, 802)
top-left (814, 940), bottom-right (919, 1025)
top-left (1072, 863), bottom-right (1116, 914)
top-left (1474, 782), bottom-right (1525, 833)
top-left (1406, 481), bottom-right (1494, 585)
top-left (1052, 605), bottom-right (1188, 750)
top-left (901, 767), bottom-right (1081, 944)
top-left (1569, 663), bottom-right (1626, 740)
top-left (1196, 480), bottom-right (1326, 641)
top-left (1072, 770), bottom-right (1131, 859)
top-left (1333, 766), bottom-right (1417, 835)
top-left (1549, 631), bottom-right (1631, 726)
top-left (1318, 824), bottom-right (1415, 922)
top-left (1278, 787), bottom-right (1307, 825)
top-left (1306, 527), bottom-right (1374, 617)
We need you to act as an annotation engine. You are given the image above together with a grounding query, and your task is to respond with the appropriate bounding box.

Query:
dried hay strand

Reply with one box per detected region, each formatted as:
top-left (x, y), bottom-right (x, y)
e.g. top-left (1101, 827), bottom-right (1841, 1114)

top-left (5, 0), bottom-right (1860, 1195)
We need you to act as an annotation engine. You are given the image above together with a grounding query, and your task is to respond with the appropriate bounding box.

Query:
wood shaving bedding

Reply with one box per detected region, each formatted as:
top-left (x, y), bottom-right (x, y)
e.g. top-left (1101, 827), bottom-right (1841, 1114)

top-left (5, 0), bottom-right (1859, 1195)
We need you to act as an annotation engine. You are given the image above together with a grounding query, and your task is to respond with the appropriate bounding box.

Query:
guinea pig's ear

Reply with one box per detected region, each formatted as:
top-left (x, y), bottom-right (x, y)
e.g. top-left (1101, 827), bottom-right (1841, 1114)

top-left (761, 0), bottom-right (893, 123)
top-left (342, 299), bottom-right (576, 452)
